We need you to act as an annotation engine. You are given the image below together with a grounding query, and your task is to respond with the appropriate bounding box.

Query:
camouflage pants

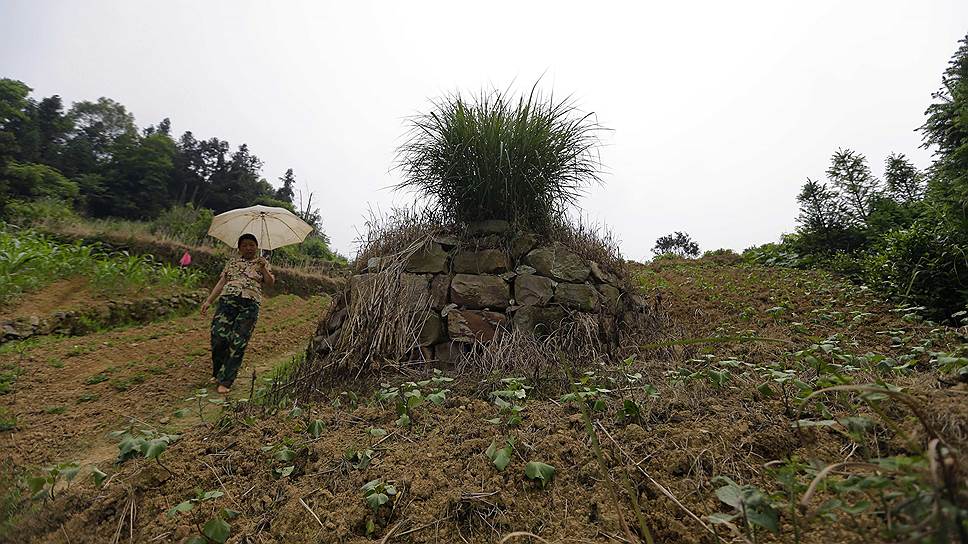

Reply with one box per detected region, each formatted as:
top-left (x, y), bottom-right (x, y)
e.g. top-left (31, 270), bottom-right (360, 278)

top-left (210, 295), bottom-right (260, 388)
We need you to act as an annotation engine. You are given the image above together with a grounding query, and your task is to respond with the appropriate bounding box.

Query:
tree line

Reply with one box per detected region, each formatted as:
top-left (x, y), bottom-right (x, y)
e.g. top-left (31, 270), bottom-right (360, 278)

top-left (747, 33), bottom-right (968, 321)
top-left (0, 79), bottom-right (330, 250)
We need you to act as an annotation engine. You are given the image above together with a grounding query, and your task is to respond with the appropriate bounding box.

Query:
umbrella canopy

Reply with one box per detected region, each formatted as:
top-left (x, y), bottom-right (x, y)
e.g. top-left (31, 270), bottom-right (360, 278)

top-left (207, 205), bottom-right (314, 250)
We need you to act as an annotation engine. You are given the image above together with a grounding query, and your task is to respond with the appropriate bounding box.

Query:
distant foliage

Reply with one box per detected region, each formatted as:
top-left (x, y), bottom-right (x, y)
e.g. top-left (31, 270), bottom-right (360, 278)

top-left (395, 85), bottom-right (604, 230)
top-left (0, 79), bottom-right (343, 264)
top-left (652, 231), bottom-right (699, 258)
top-left (150, 204), bottom-right (214, 244)
top-left (747, 32), bottom-right (968, 321)
top-left (0, 227), bottom-right (201, 304)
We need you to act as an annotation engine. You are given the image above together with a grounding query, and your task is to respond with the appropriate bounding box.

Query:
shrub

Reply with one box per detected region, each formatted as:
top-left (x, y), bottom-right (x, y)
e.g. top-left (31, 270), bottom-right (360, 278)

top-left (150, 204), bottom-right (214, 244)
top-left (861, 219), bottom-right (968, 320)
top-left (652, 231), bottom-right (699, 258)
top-left (2, 198), bottom-right (79, 227)
top-left (395, 85), bottom-right (605, 230)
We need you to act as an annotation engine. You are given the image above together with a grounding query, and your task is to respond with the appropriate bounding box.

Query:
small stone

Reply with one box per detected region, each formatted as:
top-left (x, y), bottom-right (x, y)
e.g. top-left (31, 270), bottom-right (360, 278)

top-left (515, 264), bottom-right (537, 275)
top-left (589, 261), bottom-right (619, 284)
top-left (429, 275), bottom-right (451, 310)
top-left (512, 305), bottom-right (566, 336)
top-left (514, 274), bottom-right (556, 306)
top-left (554, 283), bottom-right (600, 311)
top-left (510, 232), bottom-right (540, 259)
top-left (404, 243), bottom-right (448, 274)
top-left (450, 274), bottom-right (510, 310)
top-left (525, 243), bottom-right (590, 282)
top-left (452, 249), bottom-right (510, 274)
top-left (596, 284), bottom-right (621, 313)
top-left (447, 309), bottom-right (506, 343)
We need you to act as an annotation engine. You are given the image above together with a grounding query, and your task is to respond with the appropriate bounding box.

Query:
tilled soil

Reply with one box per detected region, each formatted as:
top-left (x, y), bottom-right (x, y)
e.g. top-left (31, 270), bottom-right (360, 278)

top-left (3, 260), bottom-right (967, 544)
top-left (0, 293), bottom-right (329, 468)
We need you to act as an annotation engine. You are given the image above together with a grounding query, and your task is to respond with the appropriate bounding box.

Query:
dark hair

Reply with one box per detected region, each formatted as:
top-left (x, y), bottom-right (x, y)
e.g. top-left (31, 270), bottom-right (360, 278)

top-left (237, 233), bottom-right (258, 246)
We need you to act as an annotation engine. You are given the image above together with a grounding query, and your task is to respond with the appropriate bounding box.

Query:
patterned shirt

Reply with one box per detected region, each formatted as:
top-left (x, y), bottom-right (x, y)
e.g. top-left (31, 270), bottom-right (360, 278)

top-left (220, 257), bottom-right (269, 304)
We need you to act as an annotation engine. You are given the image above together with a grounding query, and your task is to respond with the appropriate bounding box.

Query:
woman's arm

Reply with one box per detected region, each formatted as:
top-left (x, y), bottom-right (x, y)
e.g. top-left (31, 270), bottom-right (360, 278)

top-left (200, 273), bottom-right (227, 316)
top-left (256, 257), bottom-right (275, 288)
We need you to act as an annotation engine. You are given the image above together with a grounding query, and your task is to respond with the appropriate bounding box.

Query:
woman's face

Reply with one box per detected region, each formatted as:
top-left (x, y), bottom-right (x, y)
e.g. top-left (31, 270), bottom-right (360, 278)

top-left (238, 239), bottom-right (259, 259)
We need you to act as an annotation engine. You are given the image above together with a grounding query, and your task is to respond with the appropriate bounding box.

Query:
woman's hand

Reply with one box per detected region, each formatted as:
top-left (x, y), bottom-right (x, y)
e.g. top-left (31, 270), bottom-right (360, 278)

top-left (200, 300), bottom-right (211, 316)
top-left (255, 256), bottom-right (269, 271)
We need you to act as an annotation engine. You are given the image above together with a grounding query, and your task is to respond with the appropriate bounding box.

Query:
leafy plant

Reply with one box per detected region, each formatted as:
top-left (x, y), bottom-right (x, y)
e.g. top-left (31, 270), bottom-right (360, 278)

top-left (26, 462), bottom-right (79, 501)
top-left (709, 476), bottom-right (780, 538)
top-left (167, 488), bottom-right (238, 544)
top-left (111, 427), bottom-right (179, 478)
top-left (361, 479), bottom-right (397, 535)
top-left (524, 461), bottom-right (556, 488)
top-left (484, 439), bottom-right (514, 472)
top-left (395, 84), bottom-right (604, 229)
top-left (488, 377), bottom-right (531, 427)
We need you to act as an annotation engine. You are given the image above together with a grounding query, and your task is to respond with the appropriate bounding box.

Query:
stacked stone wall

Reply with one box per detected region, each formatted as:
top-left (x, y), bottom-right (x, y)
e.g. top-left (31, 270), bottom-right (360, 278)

top-left (308, 221), bottom-right (640, 367)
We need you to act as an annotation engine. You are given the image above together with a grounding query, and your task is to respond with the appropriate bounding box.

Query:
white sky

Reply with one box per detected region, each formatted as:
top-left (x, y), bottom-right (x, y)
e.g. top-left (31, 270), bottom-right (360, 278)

top-left (1, 1), bottom-right (966, 259)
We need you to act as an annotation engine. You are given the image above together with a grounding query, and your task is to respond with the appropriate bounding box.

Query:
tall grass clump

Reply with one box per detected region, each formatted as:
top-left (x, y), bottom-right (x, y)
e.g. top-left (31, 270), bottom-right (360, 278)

top-left (395, 84), bottom-right (605, 230)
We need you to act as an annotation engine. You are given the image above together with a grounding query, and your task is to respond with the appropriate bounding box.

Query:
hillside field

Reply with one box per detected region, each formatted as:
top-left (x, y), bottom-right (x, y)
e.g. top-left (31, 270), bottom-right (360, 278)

top-left (1, 254), bottom-right (966, 544)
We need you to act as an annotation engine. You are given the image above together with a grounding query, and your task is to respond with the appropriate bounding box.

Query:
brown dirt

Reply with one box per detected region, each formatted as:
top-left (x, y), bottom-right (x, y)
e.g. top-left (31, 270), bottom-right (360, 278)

top-left (1, 277), bottom-right (186, 322)
top-left (0, 293), bottom-right (330, 469)
top-left (2, 258), bottom-right (966, 544)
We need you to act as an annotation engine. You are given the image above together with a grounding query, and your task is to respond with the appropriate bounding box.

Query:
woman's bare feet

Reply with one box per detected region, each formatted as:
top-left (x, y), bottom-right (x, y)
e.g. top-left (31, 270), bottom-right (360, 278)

top-left (217, 385), bottom-right (231, 394)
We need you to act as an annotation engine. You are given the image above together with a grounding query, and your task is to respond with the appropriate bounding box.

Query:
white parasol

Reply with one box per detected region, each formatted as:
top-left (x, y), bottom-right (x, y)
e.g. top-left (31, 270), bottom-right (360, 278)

top-left (207, 205), bottom-right (314, 250)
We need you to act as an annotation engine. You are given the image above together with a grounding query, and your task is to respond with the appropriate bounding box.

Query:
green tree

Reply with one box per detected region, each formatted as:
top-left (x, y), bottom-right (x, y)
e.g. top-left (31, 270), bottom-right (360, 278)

top-left (826, 148), bottom-right (881, 224)
top-left (67, 97), bottom-right (137, 161)
top-left (276, 168), bottom-right (296, 203)
top-left (1, 161), bottom-right (79, 201)
top-left (90, 132), bottom-right (177, 218)
top-left (921, 32), bottom-right (968, 228)
top-left (652, 231), bottom-right (700, 258)
top-left (883, 153), bottom-right (925, 203)
top-left (0, 79), bottom-right (31, 163)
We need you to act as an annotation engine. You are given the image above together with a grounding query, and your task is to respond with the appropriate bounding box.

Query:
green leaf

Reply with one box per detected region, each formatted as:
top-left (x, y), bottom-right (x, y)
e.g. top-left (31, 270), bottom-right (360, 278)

top-left (395, 413), bottom-right (410, 427)
top-left (277, 465), bottom-right (294, 478)
top-left (59, 464), bottom-right (80, 482)
top-left (201, 490), bottom-right (224, 500)
top-left (27, 476), bottom-right (46, 494)
top-left (91, 468), bottom-right (107, 488)
top-left (173, 408), bottom-right (191, 418)
top-left (426, 390), bottom-right (447, 405)
top-left (221, 508), bottom-right (241, 519)
top-left (493, 446), bottom-right (512, 471)
top-left (746, 504), bottom-right (780, 533)
top-left (484, 417), bottom-right (501, 425)
top-left (144, 439), bottom-right (168, 459)
top-left (202, 517), bottom-right (231, 544)
top-left (714, 479), bottom-right (742, 509)
top-left (524, 461), bottom-right (555, 487)
top-left (707, 512), bottom-right (738, 524)
top-left (484, 440), bottom-right (497, 460)
top-left (368, 427), bottom-right (387, 438)
top-left (361, 479), bottom-right (382, 493)
top-left (365, 492), bottom-right (389, 510)
top-left (167, 500), bottom-right (195, 517)
top-left (274, 447), bottom-right (296, 462)
top-left (307, 419), bottom-right (325, 438)
top-left (185, 537), bottom-right (208, 544)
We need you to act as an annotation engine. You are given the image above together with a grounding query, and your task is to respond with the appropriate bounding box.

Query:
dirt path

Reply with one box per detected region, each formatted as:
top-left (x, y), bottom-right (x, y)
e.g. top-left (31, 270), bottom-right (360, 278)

top-left (0, 293), bottom-right (329, 470)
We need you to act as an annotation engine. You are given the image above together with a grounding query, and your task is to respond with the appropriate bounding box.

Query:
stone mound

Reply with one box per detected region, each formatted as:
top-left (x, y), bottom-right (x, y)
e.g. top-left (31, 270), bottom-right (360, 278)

top-left (304, 220), bottom-right (646, 377)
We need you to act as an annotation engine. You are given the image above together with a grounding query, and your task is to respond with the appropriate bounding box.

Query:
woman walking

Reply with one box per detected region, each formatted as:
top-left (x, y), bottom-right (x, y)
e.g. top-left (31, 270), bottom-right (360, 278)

top-left (200, 233), bottom-right (275, 394)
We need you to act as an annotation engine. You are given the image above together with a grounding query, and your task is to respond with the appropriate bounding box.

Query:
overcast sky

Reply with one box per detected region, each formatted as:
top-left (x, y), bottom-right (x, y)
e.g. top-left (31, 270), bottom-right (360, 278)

top-left (2, 1), bottom-right (966, 259)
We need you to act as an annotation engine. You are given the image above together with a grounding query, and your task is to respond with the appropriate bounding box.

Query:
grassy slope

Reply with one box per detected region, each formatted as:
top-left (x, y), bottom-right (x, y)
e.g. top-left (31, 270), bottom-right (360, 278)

top-left (2, 258), bottom-right (966, 543)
